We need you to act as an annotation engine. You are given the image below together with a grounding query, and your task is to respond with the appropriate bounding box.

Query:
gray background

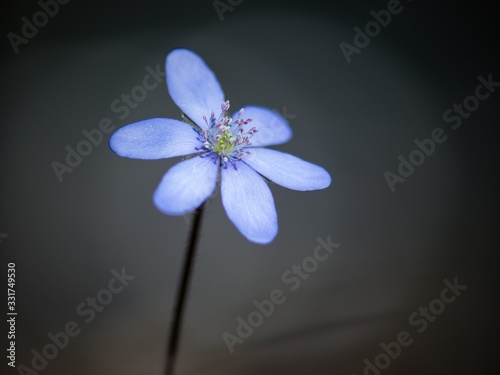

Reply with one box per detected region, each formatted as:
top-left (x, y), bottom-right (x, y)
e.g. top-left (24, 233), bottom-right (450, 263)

top-left (1, 1), bottom-right (498, 374)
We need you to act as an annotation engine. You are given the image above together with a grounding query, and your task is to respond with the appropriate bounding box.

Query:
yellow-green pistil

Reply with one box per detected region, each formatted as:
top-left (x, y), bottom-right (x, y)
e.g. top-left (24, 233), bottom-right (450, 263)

top-left (215, 130), bottom-right (236, 155)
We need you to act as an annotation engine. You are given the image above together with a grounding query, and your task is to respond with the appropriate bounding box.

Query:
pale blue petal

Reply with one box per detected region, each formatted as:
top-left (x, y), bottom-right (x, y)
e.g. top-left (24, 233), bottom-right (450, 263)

top-left (153, 155), bottom-right (218, 215)
top-left (233, 106), bottom-right (292, 147)
top-left (166, 49), bottom-right (224, 129)
top-left (244, 148), bottom-right (331, 191)
top-left (221, 161), bottom-right (277, 244)
top-left (110, 118), bottom-right (202, 159)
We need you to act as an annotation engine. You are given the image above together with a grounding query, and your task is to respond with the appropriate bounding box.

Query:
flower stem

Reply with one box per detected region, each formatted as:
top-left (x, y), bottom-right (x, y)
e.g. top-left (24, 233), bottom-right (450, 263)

top-left (165, 203), bottom-right (205, 375)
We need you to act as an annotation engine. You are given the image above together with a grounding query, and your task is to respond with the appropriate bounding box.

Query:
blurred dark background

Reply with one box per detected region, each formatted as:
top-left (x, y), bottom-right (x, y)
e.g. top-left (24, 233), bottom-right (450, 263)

top-left (1, 1), bottom-right (499, 374)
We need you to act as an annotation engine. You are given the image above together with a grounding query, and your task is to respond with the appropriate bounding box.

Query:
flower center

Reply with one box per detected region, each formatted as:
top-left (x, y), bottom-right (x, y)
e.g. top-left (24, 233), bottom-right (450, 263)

top-left (200, 100), bottom-right (257, 163)
top-left (215, 129), bottom-right (236, 155)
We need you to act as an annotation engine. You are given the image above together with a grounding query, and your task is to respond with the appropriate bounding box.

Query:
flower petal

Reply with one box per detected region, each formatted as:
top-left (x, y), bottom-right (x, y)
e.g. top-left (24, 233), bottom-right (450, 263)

top-left (153, 155), bottom-right (218, 215)
top-left (243, 148), bottom-right (331, 191)
top-left (110, 118), bottom-right (202, 159)
top-left (233, 106), bottom-right (292, 147)
top-left (221, 161), bottom-right (277, 244)
top-left (166, 49), bottom-right (225, 129)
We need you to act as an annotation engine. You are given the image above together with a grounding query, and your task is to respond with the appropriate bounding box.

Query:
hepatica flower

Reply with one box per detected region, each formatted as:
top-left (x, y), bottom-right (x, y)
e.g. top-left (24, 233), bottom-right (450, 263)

top-left (110, 49), bottom-right (331, 244)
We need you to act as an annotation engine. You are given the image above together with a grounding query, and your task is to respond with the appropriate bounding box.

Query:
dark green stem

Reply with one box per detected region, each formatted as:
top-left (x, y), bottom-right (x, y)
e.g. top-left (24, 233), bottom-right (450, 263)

top-left (165, 203), bottom-right (205, 375)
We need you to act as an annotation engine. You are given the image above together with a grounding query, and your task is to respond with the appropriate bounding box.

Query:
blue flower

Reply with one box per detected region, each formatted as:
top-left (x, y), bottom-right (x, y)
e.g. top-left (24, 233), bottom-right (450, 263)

top-left (110, 49), bottom-right (331, 244)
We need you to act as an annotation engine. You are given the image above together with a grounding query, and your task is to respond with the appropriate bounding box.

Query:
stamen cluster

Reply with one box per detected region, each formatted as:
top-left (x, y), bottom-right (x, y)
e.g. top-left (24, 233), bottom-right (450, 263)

top-left (199, 101), bottom-right (257, 163)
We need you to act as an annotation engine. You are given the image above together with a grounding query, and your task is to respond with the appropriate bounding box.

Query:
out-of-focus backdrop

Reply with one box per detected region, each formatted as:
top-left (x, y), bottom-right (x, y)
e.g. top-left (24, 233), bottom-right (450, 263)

top-left (1, 1), bottom-right (498, 374)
